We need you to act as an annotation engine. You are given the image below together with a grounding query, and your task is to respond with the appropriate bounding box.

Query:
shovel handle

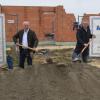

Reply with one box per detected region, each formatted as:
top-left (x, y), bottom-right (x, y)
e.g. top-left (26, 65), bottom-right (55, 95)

top-left (81, 38), bottom-right (93, 54)
top-left (16, 43), bottom-right (36, 51)
top-left (81, 43), bottom-right (89, 54)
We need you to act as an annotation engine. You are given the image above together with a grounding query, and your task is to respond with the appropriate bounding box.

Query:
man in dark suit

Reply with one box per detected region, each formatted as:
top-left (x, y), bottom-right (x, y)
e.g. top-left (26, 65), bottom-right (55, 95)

top-left (13, 21), bottom-right (38, 68)
top-left (73, 21), bottom-right (93, 63)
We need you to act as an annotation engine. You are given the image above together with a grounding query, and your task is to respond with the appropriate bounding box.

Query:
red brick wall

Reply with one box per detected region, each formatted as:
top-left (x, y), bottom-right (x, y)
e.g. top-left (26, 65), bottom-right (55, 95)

top-left (0, 6), bottom-right (76, 42)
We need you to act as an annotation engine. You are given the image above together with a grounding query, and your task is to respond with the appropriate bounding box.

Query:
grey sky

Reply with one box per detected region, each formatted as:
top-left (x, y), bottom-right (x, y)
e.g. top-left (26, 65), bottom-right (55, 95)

top-left (0, 0), bottom-right (100, 20)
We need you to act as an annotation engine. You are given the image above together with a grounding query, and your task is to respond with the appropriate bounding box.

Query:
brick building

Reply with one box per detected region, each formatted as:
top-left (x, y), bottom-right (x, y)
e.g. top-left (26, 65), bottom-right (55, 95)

top-left (0, 5), bottom-right (76, 42)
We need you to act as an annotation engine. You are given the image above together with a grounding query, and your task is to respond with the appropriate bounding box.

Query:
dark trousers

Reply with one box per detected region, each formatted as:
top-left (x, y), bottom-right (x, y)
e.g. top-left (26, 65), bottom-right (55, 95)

top-left (19, 49), bottom-right (32, 68)
top-left (74, 45), bottom-right (89, 62)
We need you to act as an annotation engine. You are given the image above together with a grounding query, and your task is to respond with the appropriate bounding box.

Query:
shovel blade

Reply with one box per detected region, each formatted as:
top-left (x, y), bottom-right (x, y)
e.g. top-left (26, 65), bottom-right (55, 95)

top-left (72, 54), bottom-right (82, 62)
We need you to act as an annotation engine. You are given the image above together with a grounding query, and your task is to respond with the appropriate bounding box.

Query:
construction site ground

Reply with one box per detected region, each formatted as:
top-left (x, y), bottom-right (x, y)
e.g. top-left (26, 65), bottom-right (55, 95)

top-left (0, 47), bottom-right (100, 100)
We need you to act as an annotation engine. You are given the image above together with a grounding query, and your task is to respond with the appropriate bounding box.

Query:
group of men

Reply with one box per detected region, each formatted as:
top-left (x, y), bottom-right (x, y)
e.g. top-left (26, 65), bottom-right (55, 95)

top-left (13, 21), bottom-right (94, 69)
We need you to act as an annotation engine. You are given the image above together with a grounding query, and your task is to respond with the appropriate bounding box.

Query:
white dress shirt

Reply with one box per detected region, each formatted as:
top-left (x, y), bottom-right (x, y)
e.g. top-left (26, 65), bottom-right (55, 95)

top-left (22, 29), bottom-right (29, 47)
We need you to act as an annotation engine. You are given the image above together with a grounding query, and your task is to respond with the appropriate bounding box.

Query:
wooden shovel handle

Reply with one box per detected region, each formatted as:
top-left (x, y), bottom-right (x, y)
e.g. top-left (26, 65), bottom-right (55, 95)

top-left (16, 43), bottom-right (36, 51)
top-left (81, 43), bottom-right (89, 54)
top-left (81, 38), bottom-right (93, 54)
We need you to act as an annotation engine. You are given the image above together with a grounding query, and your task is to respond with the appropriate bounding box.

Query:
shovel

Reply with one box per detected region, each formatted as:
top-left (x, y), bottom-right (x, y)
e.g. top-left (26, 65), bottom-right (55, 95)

top-left (72, 36), bottom-right (95, 62)
top-left (78, 43), bottom-right (89, 62)
top-left (73, 42), bottom-right (90, 62)
top-left (16, 43), bottom-right (52, 63)
top-left (16, 43), bottom-right (49, 55)
top-left (16, 43), bottom-right (37, 51)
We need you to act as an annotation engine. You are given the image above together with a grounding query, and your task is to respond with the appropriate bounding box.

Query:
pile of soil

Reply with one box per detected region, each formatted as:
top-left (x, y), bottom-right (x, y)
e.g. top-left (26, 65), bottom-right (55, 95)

top-left (0, 49), bottom-right (100, 100)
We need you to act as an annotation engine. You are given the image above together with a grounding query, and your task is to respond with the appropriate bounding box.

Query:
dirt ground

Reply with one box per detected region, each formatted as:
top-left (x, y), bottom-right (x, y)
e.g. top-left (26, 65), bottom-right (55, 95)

top-left (0, 49), bottom-right (100, 100)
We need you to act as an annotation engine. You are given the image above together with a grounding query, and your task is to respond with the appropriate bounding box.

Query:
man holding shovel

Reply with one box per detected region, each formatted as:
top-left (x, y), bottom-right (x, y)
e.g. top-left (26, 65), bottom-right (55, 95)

top-left (13, 21), bottom-right (38, 69)
top-left (72, 21), bottom-right (95, 63)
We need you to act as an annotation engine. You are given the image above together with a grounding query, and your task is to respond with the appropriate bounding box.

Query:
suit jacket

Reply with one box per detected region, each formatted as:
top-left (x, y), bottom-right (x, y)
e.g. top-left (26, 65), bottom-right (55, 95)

top-left (13, 29), bottom-right (38, 50)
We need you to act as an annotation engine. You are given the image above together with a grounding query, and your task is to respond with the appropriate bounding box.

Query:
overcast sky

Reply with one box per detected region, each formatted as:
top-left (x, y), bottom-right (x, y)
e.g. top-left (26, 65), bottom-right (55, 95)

top-left (0, 0), bottom-right (100, 20)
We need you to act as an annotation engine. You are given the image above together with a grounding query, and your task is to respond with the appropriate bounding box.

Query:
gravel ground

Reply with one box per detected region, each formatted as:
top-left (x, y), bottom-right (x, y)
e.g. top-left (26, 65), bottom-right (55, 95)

top-left (0, 49), bottom-right (100, 100)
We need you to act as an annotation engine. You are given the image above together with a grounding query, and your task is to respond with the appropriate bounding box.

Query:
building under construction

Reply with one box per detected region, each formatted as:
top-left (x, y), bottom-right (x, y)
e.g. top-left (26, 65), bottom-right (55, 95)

top-left (0, 5), bottom-right (76, 42)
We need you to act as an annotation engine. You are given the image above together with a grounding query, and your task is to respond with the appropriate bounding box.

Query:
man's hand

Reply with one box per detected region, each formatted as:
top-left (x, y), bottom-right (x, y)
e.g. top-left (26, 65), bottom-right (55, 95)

top-left (84, 43), bottom-right (88, 47)
top-left (32, 47), bottom-right (37, 53)
top-left (92, 34), bottom-right (96, 38)
top-left (16, 43), bottom-right (18, 46)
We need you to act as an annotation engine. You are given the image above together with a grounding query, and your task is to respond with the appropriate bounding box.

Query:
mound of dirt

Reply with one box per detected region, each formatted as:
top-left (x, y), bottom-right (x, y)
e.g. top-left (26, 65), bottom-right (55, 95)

top-left (0, 49), bottom-right (100, 100)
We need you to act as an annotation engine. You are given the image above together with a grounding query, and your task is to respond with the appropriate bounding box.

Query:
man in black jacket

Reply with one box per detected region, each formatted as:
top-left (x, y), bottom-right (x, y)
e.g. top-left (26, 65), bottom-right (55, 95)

top-left (73, 22), bottom-right (93, 62)
top-left (13, 21), bottom-right (38, 68)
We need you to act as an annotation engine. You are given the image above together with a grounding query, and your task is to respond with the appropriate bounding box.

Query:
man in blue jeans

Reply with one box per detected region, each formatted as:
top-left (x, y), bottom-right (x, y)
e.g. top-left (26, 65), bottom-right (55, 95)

top-left (13, 21), bottom-right (38, 68)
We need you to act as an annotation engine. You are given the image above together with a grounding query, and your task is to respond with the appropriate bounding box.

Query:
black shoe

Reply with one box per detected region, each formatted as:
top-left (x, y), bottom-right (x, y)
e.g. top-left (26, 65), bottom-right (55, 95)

top-left (83, 58), bottom-right (92, 63)
top-left (19, 66), bottom-right (24, 69)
